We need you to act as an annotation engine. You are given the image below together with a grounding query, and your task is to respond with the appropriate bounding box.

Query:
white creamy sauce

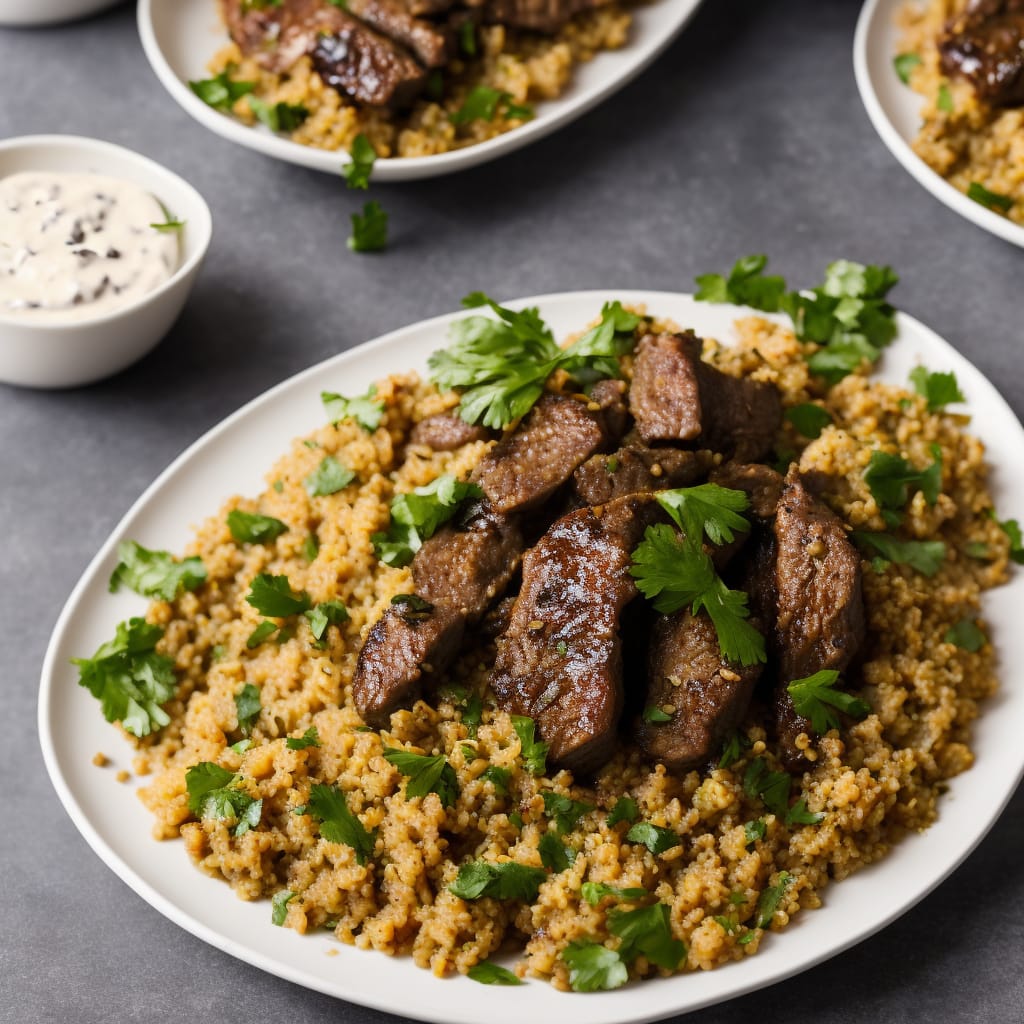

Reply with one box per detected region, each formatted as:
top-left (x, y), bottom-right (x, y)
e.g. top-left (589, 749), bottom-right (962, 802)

top-left (0, 171), bottom-right (180, 323)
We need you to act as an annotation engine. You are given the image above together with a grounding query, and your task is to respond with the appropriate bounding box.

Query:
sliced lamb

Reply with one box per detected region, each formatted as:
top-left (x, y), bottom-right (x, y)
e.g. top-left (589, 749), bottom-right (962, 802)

top-left (939, 0), bottom-right (1024, 107)
top-left (572, 446), bottom-right (708, 507)
top-left (409, 413), bottom-right (493, 452)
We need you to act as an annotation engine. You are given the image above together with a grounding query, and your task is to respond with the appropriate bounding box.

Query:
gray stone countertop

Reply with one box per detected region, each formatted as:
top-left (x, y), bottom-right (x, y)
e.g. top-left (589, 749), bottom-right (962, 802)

top-left (1, 0), bottom-right (1021, 1021)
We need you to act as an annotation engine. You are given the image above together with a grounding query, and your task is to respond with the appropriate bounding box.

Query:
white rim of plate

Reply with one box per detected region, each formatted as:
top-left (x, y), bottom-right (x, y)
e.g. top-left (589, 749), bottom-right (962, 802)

top-left (853, 0), bottom-right (1024, 249)
top-left (136, 0), bottom-right (704, 182)
top-left (38, 290), bottom-right (1024, 1023)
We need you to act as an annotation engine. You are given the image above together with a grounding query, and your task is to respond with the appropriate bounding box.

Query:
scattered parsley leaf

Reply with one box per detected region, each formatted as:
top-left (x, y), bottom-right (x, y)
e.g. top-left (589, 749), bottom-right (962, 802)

top-left (538, 831), bottom-right (575, 872)
top-left (247, 95), bottom-right (308, 132)
top-left (321, 383), bottom-right (385, 431)
top-left (990, 511), bottom-right (1024, 564)
top-left (342, 133), bottom-right (376, 190)
top-left (305, 600), bottom-right (349, 641)
top-left (383, 747), bottom-right (459, 808)
top-left (72, 618), bottom-right (176, 738)
top-left (450, 85), bottom-right (534, 125)
top-left (185, 762), bottom-right (262, 837)
top-left (893, 52), bottom-right (922, 84)
top-left (656, 484), bottom-right (752, 547)
top-left (231, 738), bottom-right (252, 754)
top-left (308, 783), bottom-right (375, 864)
top-left (271, 890), bottom-right (296, 926)
top-left (189, 71), bottom-right (254, 111)
top-left (964, 541), bottom-right (992, 561)
top-left (561, 941), bottom-right (628, 992)
top-left (742, 758), bottom-right (792, 819)
top-left (303, 534), bottom-right (320, 562)
top-left (967, 181), bottom-right (1014, 213)
top-left (449, 861), bottom-right (547, 902)
top-left (581, 881), bottom-right (648, 906)
top-left (713, 915), bottom-right (737, 933)
top-left (787, 669), bottom-right (871, 735)
top-left (304, 456), bottom-right (355, 497)
top-left (694, 254), bottom-right (787, 312)
top-left (944, 619), bottom-right (986, 652)
top-left (245, 573), bottom-right (312, 617)
top-left (719, 730), bottom-right (750, 770)
top-left (542, 791), bottom-right (595, 834)
top-left (150, 215), bottom-right (184, 233)
top-left (462, 693), bottom-right (483, 737)
top-left (390, 593), bottom-right (434, 620)
top-left (625, 821), bottom-right (681, 855)
top-left (744, 819), bottom-right (766, 845)
top-left (108, 541), bottom-right (207, 601)
top-left (458, 20), bottom-right (477, 56)
top-left (481, 765), bottom-right (511, 794)
top-left (467, 962), bottom-right (523, 986)
top-left (864, 447), bottom-right (942, 511)
top-left (785, 798), bottom-right (824, 826)
top-left (234, 684), bottom-right (261, 736)
top-left (227, 510), bottom-right (288, 545)
top-left (785, 403), bottom-right (832, 439)
top-left (852, 532), bottom-right (947, 576)
top-left (643, 705), bottom-right (672, 724)
top-left (609, 903), bottom-right (686, 970)
top-left (755, 872), bottom-right (793, 928)
top-left (348, 200), bottom-right (388, 253)
top-left (272, 479), bottom-right (284, 493)
top-left (908, 366), bottom-right (965, 412)
top-left (607, 796), bottom-right (639, 827)
top-left (246, 620), bottom-right (279, 648)
top-left (286, 726), bottom-right (321, 750)
top-left (511, 715), bottom-right (549, 776)
top-left (937, 82), bottom-right (954, 112)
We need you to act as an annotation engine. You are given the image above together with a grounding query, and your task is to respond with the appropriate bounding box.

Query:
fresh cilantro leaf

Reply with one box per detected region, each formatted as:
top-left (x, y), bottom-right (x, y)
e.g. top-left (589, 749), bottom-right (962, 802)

top-left (608, 903), bottom-right (686, 970)
top-left (713, 915), bottom-right (737, 933)
top-left (286, 726), bottom-right (321, 750)
top-left (245, 573), bottom-right (312, 617)
top-left (937, 82), bottom-right (954, 112)
top-left (308, 783), bottom-right (375, 864)
top-left (864, 447), bottom-right (941, 511)
top-left (481, 765), bottom-right (511, 794)
top-left (246, 620), bottom-right (279, 648)
top-left (743, 758), bottom-right (791, 819)
top-left (372, 475), bottom-right (484, 567)
top-left (787, 669), bottom-right (871, 735)
top-left (694, 254), bottom-right (787, 312)
top-left (462, 693), bottom-right (483, 737)
top-left (944, 619), bottom-right (986, 652)
top-left (852, 532), bottom-right (947, 576)
top-left (729, 890), bottom-right (747, 906)
top-left (303, 534), bottom-right (320, 562)
top-left (538, 831), bottom-right (575, 872)
top-left (785, 799), bottom-right (824, 826)
top-left (342, 133), bottom-right (376, 190)
top-left (967, 182), bottom-right (1014, 213)
top-left (383, 747), bottom-right (459, 808)
top-left (108, 541), bottom-right (207, 601)
top-left (744, 819), bottom-right (766, 845)
top-left (231, 738), bottom-right (252, 754)
top-left (719, 730), bottom-right (750, 770)
top-left (450, 86), bottom-right (534, 125)
top-left (964, 541), bottom-right (992, 561)
top-left (227, 510), bottom-right (288, 545)
top-left (321, 383), bottom-right (385, 431)
top-left (755, 872), bottom-right (792, 928)
top-left (189, 71), bottom-right (254, 111)
top-left (234, 684), bottom-right (261, 736)
top-left (150, 216), bottom-right (185, 233)
top-left (247, 95), bottom-right (308, 132)
top-left (449, 861), bottom-right (547, 901)
top-left (390, 593), bottom-right (434, 620)
top-left (643, 705), bottom-right (672, 723)
top-left (625, 822), bottom-right (681, 855)
top-left (459, 20), bottom-right (477, 56)
top-left (304, 456), bottom-right (355, 497)
top-left (509, 811), bottom-right (524, 829)
top-left (561, 941), bottom-right (628, 992)
top-left (991, 511), bottom-right (1024, 564)
top-left (542, 791), bottom-right (594, 834)
top-left (893, 52), bottom-right (922, 83)
top-left (656, 484), bottom-right (752, 547)
top-left (908, 366), bottom-right (965, 411)
top-left (607, 796), bottom-right (639, 827)
top-left (467, 962), bottom-right (523, 985)
top-left (580, 882), bottom-right (648, 906)
top-left (305, 600), bottom-right (349, 641)
top-left (271, 889), bottom-right (295, 926)
top-left (185, 762), bottom-right (262, 837)
top-left (348, 200), bottom-right (388, 253)
top-left (785, 403), bottom-right (832, 439)
top-left (511, 715), bottom-right (549, 776)
top-left (272, 479), bottom-right (284, 493)
top-left (72, 617), bottom-right (176, 738)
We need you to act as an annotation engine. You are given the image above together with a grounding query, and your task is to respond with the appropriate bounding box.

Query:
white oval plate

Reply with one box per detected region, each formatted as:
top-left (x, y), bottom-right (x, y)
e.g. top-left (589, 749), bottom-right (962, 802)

top-left (854, 0), bottom-right (1024, 249)
top-left (138, 0), bottom-right (703, 182)
top-left (40, 291), bottom-right (1024, 1023)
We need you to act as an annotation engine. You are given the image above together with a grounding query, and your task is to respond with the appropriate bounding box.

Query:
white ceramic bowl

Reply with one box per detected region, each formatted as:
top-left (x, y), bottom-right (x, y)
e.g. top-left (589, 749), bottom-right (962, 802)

top-left (0, 136), bottom-right (212, 389)
top-left (0, 0), bottom-right (121, 27)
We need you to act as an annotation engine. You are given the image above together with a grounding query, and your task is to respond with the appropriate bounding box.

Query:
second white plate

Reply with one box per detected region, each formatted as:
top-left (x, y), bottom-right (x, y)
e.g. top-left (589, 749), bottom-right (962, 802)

top-left (854, 0), bottom-right (1024, 249)
top-left (138, 0), bottom-right (703, 182)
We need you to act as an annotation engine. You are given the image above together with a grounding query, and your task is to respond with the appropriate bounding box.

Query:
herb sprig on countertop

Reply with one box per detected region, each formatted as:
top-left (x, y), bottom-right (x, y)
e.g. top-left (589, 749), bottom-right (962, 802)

top-left (428, 296), bottom-right (640, 429)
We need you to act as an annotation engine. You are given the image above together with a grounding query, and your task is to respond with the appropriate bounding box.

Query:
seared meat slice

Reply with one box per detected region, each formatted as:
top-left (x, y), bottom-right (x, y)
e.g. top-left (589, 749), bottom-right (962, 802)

top-left (635, 611), bottom-right (762, 773)
top-left (353, 501), bottom-right (523, 725)
top-left (491, 495), bottom-right (659, 774)
top-left (346, 0), bottom-right (449, 67)
top-left (222, 0), bottom-right (428, 109)
top-left (630, 332), bottom-right (782, 461)
top-left (353, 602), bottom-right (465, 728)
top-left (573, 446), bottom-right (708, 507)
top-left (409, 413), bottom-right (492, 451)
top-left (772, 466), bottom-right (865, 768)
top-left (709, 463), bottom-right (784, 520)
top-left (472, 386), bottom-right (628, 516)
top-left (940, 0), bottom-right (1024, 107)
top-left (483, 0), bottom-right (611, 32)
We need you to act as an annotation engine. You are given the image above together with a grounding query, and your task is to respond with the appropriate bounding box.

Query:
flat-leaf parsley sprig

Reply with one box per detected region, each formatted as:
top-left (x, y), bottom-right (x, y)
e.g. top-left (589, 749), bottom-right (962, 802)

top-left (427, 295), bottom-right (640, 429)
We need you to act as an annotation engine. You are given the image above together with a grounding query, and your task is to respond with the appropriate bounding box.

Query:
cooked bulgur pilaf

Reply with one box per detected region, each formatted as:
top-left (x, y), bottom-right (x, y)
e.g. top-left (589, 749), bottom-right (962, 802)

top-left (897, 1), bottom-right (1024, 223)
top-left (207, 6), bottom-right (632, 159)
top-left (110, 311), bottom-right (1009, 990)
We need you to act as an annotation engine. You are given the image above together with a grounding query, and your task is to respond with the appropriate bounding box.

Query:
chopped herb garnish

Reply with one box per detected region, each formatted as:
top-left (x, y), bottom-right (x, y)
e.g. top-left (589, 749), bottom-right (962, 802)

top-left (348, 200), bottom-right (388, 253)
top-left (185, 762), bottom-right (262, 837)
top-left (189, 71), bottom-right (255, 111)
top-left (462, 693), bottom-right (483, 736)
top-left (713, 915), bottom-right (737, 933)
top-left (909, 366), bottom-right (965, 412)
top-left (227, 510), bottom-right (288, 545)
top-left (656, 484), bottom-right (752, 548)
top-left (937, 82), bottom-right (954, 112)
top-left (383, 747), bottom-right (459, 808)
top-left (744, 819), bottom-right (766, 845)
top-left (643, 705), bottom-right (672, 724)
top-left (991, 511), bottom-right (1024, 564)
top-left (538, 831), bottom-right (575, 872)
top-left (271, 889), bottom-right (296, 926)
top-left (719, 730), bottom-right (750, 770)
top-left (606, 796), bottom-right (640, 827)
top-left (785, 798), bottom-right (823, 826)
top-left (272, 479), bottom-right (284, 493)
top-left (286, 726), bottom-right (321, 750)
top-left (459, 20), bottom-right (477, 57)
top-left (372, 475), bottom-right (483, 567)
top-left (428, 297), bottom-right (639, 429)
top-left (964, 541), bottom-right (992, 561)
top-left (246, 620), bottom-right (279, 648)
top-left (449, 861), bottom-right (546, 901)
top-left (561, 941), bottom-right (628, 992)
top-left (72, 618), bottom-right (176, 738)
top-left (231, 738), bottom-right (252, 754)
top-left (108, 540), bottom-right (207, 601)
top-left (342, 133), bottom-right (377, 190)
top-left (247, 95), bottom-right (308, 132)
top-left (785, 403), bottom-right (832, 439)
top-left (511, 715), bottom-right (549, 776)
top-left (787, 669), bottom-right (871, 735)
top-left (245, 573), bottom-right (312, 617)
top-left (755, 872), bottom-right (792, 928)
top-left (625, 821), bottom-right (681, 855)
top-left (321, 383), bottom-right (385, 431)
top-left (893, 52), bottom-right (922, 84)
top-left (580, 881), bottom-right (648, 906)
top-left (967, 181), bottom-right (1014, 213)
top-left (467, 961), bottom-right (523, 985)
top-left (608, 903), bottom-right (686, 970)
top-left (150, 216), bottom-right (184, 233)
top-left (481, 765), bottom-right (510, 794)
top-left (864, 446), bottom-right (941, 514)
top-left (742, 757), bottom-right (792, 819)
top-left (541, 791), bottom-right (595, 834)
top-left (308, 783), bottom-right (375, 864)
top-left (451, 85), bottom-right (533, 125)
top-left (303, 534), bottom-right (320, 562)
top-left (305, 600), bottom-right (349, 641)
top-left (944, 619), bottom-right (986, 652)
top-left (234, 684), bottom-right (261, 736)
top-left (391, 593), bottom-right (434, 621)
top-left (694, 254), bottom-right (786, 312)
top-left (852, 532), bottom-right (947, 576)
top-left (304, 455), bottom-right (355, 497)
